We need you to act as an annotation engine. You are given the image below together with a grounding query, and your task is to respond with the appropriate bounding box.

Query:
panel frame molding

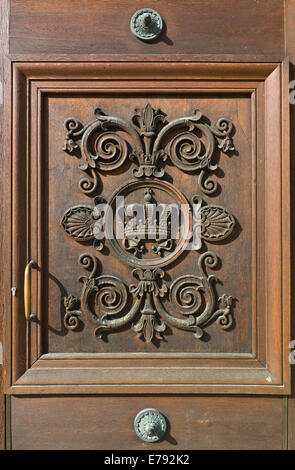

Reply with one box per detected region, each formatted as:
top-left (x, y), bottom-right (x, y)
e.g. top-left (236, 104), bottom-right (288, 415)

top-left (7, 60), bottom-right (290, 395)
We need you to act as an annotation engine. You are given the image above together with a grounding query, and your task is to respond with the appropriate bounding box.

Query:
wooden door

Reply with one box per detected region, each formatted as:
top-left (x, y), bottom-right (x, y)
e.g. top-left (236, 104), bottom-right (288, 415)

top-left (1, 0), bottom-right (293, 450)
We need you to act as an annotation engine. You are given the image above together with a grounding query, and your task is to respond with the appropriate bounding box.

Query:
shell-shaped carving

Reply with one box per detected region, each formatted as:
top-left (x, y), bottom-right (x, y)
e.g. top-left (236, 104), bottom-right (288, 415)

top-left (201, 205), bottom-right (235, 241)
top-left (61, 205), bottom-right (95, 241)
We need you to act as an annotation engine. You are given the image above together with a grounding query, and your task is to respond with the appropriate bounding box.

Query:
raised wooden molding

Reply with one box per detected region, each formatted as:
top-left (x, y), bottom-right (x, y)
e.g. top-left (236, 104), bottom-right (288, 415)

top-left (7, 59), bottom-right (290, 395)
top-left (14, 61), bottom-right (279, 80)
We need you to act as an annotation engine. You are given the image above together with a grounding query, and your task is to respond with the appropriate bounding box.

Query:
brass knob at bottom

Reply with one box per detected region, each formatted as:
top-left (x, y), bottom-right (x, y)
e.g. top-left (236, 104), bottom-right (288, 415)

top-left (134, 408), bottom-right (167, 442)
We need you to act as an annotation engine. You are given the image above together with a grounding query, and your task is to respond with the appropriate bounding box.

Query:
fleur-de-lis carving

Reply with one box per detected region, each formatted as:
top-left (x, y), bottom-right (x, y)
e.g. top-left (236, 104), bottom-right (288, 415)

top-left (62, 104), bottom-right (235, 195)
top-left (61, 104), bottom-right (237, 344)
top-left (64, 252), bottom-right (234, 343)
top-left (132, 103), bottom-right (166, 137)
top-left (129, 268), bottom-right (168, 299)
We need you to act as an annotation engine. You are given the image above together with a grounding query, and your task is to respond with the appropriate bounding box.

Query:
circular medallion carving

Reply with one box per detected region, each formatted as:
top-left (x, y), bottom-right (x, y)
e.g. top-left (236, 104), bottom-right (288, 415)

top-left (130, 8), bottom-right (163, 41)
top-left (105, 179), bottom-right (192, 268)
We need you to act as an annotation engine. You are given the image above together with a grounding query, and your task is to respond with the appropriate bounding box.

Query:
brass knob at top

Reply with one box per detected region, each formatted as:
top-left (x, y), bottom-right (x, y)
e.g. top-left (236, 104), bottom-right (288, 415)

top-left (130, 9), bottom-right (163, 41)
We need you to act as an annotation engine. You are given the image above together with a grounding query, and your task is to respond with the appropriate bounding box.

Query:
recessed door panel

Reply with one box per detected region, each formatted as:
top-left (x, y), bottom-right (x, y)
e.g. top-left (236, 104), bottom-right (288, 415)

top-left (8, 62), bottom-right (289, 396)
top-left (42, 93), bottom-right (252, 355)
top-left (1, 0), bottom-right (292, 452)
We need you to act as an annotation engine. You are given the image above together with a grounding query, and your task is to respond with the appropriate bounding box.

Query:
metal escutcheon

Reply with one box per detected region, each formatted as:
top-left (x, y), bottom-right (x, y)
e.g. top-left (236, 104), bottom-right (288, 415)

top-left (130, 8), bottom-right (163, 41)
top-left (134, 408), bottom-right (167, 442)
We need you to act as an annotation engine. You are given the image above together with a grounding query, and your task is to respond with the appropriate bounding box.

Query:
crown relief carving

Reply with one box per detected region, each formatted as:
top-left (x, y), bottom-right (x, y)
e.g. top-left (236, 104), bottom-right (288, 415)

top-left (61, 103), bottom-right (237, 343)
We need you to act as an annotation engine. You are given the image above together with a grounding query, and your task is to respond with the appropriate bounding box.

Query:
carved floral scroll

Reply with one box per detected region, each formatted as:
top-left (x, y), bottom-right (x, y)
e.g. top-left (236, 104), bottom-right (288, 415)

top-left (61, 104), bottom-right (237, 343)
top-left (63, 252), bottom-right (233, 343)
top-left (63, 103), bottom-right (235, 196)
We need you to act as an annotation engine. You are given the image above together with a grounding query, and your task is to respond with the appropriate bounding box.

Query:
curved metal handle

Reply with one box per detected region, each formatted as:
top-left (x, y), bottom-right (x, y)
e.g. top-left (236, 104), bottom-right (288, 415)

top-left (24, 260), bottom-right (37, 321)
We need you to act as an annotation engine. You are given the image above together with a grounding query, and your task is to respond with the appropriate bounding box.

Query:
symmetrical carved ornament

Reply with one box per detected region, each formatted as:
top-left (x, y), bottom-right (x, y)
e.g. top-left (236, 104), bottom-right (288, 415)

top-left (63, 252), bottom-right (233, 343)
top-left (61, 191), bottom-right (235, 263)
top-left (63, 103), bottom-right (235, 196)
top-left (61, 103), bottom-right (237, 343)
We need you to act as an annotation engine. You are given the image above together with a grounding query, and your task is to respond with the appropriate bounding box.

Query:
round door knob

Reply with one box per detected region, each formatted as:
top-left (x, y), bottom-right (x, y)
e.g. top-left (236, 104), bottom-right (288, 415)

top-left (134, 408), bottom-right (167, 442)
top-left (130, 8), bottom-right (163, 41)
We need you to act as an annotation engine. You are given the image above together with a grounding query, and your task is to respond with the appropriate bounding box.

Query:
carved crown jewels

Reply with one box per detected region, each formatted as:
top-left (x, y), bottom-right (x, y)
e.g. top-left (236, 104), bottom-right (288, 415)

top-left (61, 103), bottom-right (237, 343)
top-left (123, 188), bottom-right (171, 240)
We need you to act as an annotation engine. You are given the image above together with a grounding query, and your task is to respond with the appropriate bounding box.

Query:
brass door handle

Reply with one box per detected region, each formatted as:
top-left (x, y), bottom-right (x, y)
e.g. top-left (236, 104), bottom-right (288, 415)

top-left (24, 260), bottom-right (37, 321)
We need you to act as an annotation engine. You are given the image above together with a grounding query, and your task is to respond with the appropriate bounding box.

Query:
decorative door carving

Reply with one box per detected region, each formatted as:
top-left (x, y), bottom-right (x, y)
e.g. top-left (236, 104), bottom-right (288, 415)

top-left (9, 60), bottom-right (289, 391)
top-left (5, 54), bottom-right (290, 449)
top-left (61, 104), bottom-right (236, 343)
top-left (2, 0), bottom-right (293, 452)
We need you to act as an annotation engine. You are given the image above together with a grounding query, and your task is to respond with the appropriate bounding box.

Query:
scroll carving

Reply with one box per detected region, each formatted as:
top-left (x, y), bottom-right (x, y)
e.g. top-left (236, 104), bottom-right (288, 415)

top-left (64, 295), bottom-right (83, 330)
top-left (63, 249), bottom-right (235, 342)
top-left (62, 102), bottom-right (237, 344)
top-left (63, 104), bottom-right (235, 195)
top-left (63, 251), bottom-right (233, 342)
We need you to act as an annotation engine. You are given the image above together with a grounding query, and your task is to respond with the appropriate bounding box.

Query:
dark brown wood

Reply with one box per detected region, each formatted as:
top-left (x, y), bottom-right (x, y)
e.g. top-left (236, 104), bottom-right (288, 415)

top-left (0, 0), bottom-right (9, 451)
top-left (1, 0), bottom-right (292, 450)
top-left (9, 0), bottom-right (284, 58)
top-left (11, 395), bottom-right (284, 450)
top-left (6, 61), bottom-right (289, 398)
top-left (284, 0), bottom-right (295, 450)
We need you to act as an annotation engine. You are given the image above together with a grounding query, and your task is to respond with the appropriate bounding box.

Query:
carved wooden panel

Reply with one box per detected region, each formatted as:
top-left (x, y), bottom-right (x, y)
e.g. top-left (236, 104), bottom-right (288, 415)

top-left (49, 95), bottom-right (243, 355)
top-left (2, 0), bottom-right (293, 451)
top-left (60, 104), bottom-right (236, 343)
top-left (9, 62), bottom-right (290, 395)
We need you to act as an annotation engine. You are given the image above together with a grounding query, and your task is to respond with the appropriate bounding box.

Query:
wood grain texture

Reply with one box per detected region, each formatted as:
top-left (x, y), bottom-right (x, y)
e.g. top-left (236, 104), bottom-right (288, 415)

top-left (1, 0), bottom-right (292, 451)
top-left (10, 395), bottom-right (284, 450)
top-left (8, 61), bottom-right (289, 396)
top-left (9, 0), bottom-right (285, 58)
top-left (284, 0), bottom-right (295, 450)
top-left (0, 0), bottom-right (9, 451)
